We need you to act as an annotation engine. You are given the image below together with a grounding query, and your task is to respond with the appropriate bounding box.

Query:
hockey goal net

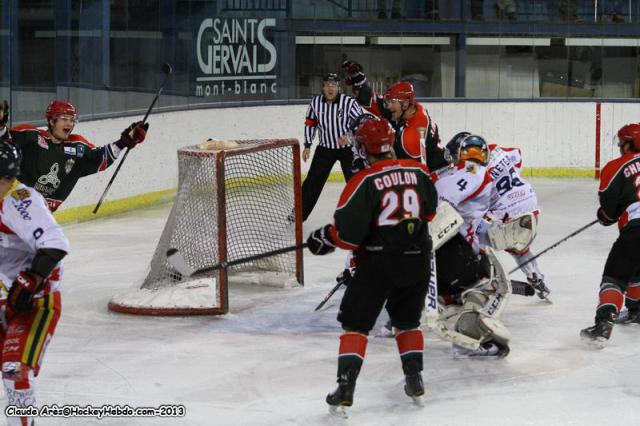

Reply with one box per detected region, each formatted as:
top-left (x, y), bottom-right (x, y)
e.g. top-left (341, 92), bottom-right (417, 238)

top-left (108, 138), bottom-right (304, 315)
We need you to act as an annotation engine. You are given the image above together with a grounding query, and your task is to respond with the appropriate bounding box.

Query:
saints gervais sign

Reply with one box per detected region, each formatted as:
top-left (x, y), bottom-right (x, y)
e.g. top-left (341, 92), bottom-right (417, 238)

top-left (195, 18), bottom-right (278, 99)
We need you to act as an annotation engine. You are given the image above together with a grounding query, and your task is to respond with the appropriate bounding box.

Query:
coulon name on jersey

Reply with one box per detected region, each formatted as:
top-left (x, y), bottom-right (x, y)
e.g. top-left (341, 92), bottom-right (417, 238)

top-left (373, 170), bottom-right (418, 191)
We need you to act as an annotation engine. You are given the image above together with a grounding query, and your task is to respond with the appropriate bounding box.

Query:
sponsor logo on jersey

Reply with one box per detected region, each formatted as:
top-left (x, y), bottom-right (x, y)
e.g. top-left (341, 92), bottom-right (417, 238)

top-left (63, 146), bottom-right (76, 156)
top-left (65, 158), bottom-right (75, 174)
top-left (37, 163), bottom-right (61, 189)
top-left (10, 188), bottom-right (30, 201)
top-left (466, 164), bottom-right (477, 174)
top-left (77, 144), bottom-right (85, 157)
top-left (37, 135), bottom-right (49, 150)
top-left (12, 199), bottom-right (32, 221)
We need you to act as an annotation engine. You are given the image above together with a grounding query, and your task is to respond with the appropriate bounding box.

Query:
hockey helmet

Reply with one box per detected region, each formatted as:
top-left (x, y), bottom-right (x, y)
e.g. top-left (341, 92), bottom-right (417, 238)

top-left (383, 81), bottom-right (416, 107)
top-left (322, 73), bottom-right (340, 85)
top-left (445, 131), bottom-right (471, 164)
top-left (0, 141), bottom-right (20, 180)
top-left (459, 135), bottom-right (489, 166)
top-left (45, 100), bottom-right (77, 122)
top-left (616, 123), bottom-right (640, 152)
top-left (354, 118), bottom-right (396, 155)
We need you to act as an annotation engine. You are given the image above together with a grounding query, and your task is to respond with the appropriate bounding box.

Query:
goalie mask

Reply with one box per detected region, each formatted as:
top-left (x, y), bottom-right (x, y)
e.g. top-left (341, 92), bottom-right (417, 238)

top-left (459, 135), bottom-right (489, 166)
top-left (445, 131), bottom-right (471, 165)
top-left (354, 118), bottom-right (396, 155)
top-left (615, 123), bottom-right (640, 153)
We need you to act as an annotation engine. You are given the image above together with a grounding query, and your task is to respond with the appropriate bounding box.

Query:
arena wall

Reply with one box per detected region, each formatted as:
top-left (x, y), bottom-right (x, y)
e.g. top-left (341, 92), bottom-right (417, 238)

top-left (53, 101), bottom-right (640, 223)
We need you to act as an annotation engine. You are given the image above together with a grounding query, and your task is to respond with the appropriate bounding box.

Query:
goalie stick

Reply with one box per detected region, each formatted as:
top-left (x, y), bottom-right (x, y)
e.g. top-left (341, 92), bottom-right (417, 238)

top-left (93, 63), bottom-right (173, 214)
top-left (166, 243), bottom-right (307, 279)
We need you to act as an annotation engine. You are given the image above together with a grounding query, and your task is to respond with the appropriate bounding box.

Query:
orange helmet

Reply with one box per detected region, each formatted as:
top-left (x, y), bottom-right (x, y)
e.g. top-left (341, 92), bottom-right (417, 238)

top-left (459, 135), bottom-right (489, 166)
top-left (45, 100), bottom-right (77, 121)
top-left (616, 123), bottom-right (640, 152)
top-left (354, 118), bottom-right (396, 155)
top-left (383, 81), bottom-right (415, 106)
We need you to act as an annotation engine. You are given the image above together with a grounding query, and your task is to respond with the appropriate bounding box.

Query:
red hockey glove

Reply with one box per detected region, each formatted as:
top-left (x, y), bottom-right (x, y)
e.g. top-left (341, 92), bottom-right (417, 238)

top-left (307, 224), bottom-right (336, 255)
top-left (341, 61), bottom-right (367, 89)
top-left (8, 271), bottom-right (40, 313)
top-left (0, 100), bottom-right (9, 128)
top-left (118, 121), bottom-right (149, 149)
top-left (596, 207), bottom-right (616, 227)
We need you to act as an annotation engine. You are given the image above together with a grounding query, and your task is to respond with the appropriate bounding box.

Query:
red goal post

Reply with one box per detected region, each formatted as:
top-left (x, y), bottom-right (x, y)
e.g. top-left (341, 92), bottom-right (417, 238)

top-left (108, 138), bottom-right (304, 315)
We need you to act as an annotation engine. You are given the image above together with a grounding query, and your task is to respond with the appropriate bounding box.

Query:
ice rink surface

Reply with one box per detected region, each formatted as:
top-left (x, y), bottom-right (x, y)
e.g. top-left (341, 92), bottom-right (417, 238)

top-left (22, 179), bottom-right (640, 425)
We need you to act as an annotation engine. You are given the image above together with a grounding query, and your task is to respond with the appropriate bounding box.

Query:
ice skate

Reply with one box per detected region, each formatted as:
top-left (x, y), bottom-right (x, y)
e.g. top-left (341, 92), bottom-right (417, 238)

top-left (404, 372), bottom-right (425, 405)
top-left (580, 321), bottom-right (613, 349)
top-left (452, 341), bottom-right (510, 359)
top-left (527, 273), bottom-right (551, 303)
top-left (615, 309), bottom-right (640, 325)
top-left (326, 369), bottom-right (358, 417)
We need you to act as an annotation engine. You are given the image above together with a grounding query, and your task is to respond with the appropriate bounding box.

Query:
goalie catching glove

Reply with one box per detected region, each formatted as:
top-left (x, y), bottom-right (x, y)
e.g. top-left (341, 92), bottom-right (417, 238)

top-left (307, 224), bottom-right (336, 255)
top-left (117, 121), bottom-right (149, 149)
top-left (8, 271), bottom-right (40, 313)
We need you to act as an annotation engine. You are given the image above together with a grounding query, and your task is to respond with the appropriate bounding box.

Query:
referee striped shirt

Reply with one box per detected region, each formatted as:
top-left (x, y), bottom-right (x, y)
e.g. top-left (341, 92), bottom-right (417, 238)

top-left (304, 93), bottom-right (364, 149)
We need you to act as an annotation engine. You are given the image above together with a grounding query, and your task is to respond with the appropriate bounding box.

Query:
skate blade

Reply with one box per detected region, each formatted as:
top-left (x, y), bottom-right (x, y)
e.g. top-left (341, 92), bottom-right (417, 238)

top-left (580, 334), bottom-right (607, 349)
top-left (538, 294), bottom-right (553, 304)
top-left (409, 395), bottom-right (424, 406)
top-left (328, 405), bottom-right (348, 419)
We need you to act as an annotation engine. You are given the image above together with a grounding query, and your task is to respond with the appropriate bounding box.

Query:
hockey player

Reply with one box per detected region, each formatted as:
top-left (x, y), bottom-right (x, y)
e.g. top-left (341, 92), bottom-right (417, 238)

top-left (0, 100), bottom-right (148, 211)
top-left (306, 117), bottom-right (437, 413)
top-left (445, 132), bottom-right (549, 300)
top-left (0, 141), bottom-right (69, 425)
top-left (429, 134), bottom-right (513, 357)
top-left (341, 61), bottom-right (447, 171)
top-left (580, 123), bottom-right (640, 347)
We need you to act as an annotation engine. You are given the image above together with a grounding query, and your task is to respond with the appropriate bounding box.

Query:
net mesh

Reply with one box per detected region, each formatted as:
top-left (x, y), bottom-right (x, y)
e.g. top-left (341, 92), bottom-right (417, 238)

top-left (109, 139), bottom-right (301, 315)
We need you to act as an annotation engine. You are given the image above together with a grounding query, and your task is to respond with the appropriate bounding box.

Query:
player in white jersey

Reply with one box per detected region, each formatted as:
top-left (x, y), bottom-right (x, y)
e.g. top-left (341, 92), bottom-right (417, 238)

top-left (0, 141), bottom-right (69, 426)
top-left (429, 135), bottom-right (512, 357)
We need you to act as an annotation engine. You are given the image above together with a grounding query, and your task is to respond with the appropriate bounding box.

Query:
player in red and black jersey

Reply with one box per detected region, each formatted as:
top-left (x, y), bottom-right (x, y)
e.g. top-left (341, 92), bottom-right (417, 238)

top-left (0, 100), bottom-right (148, 211)
top-left (341, 61), bottom-right (447, 171)
top-left (581, 123), bottom-right (640, 347)
top-left (306, 117), bottom-right (437, 413)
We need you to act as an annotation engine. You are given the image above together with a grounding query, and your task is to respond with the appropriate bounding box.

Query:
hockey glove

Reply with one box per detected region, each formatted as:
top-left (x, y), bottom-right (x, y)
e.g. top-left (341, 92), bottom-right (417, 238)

top-left (0, 100), bottom-right (8, 128)
top-left (307, 224), bottom-right (336, 255)
top-left (341, 61), bottom-right (367, 89)
top-left (118, 121), bottom-right (149, 149)
top-left (596, 207), bottom-right (616, 227)
top-left (8, 271), bottom-right (40, 313)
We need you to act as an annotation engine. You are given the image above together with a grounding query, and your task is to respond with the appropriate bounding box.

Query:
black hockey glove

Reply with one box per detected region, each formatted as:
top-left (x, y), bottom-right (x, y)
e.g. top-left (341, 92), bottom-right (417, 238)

top-left (307, 224), bottom-right (336, 255)
top-left (596, 207), bottom-right (616, 227)
top-left (8, 271), bottom-right (40, 313)
top-left (118, 121), bottom-right (149, 149)
top-left (341, 61), bottom-right (367, 89)
top-left (0, 100), bottom-right (9, 128)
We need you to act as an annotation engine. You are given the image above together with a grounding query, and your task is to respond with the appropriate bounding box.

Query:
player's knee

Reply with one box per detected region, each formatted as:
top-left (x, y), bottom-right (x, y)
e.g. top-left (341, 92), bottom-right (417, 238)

top-left (2, 362), bottom-right (33, 386)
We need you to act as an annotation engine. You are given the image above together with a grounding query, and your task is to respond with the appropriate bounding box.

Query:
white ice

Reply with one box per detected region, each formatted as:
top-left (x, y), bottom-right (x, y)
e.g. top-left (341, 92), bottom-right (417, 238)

top-left (18, 179), bottom-right (640, 425)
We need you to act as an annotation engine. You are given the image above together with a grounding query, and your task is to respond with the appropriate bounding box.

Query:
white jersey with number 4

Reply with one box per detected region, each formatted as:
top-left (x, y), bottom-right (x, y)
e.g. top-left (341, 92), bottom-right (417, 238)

top-left (431, 160), bottom-right (492, 249)
top-left (0, 181), bottom-right (69, 294)
top-left (486, 145), bottom-right (538, 222)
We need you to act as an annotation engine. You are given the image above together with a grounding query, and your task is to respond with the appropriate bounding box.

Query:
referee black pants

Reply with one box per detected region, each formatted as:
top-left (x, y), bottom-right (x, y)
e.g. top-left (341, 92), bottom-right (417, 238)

top-left (301, 146), bottom-right (354, 221)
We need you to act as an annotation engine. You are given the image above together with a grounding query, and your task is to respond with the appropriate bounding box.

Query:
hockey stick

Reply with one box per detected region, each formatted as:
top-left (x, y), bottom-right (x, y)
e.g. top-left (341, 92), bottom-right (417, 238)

top-left (314, 280), bottom-right (345, 312)
top-left (508, 219), bottom-right (598, 275)
top-left (166, 243), bottom-right (308, 279)
top-left (93, 63), bottom-right (173, 214)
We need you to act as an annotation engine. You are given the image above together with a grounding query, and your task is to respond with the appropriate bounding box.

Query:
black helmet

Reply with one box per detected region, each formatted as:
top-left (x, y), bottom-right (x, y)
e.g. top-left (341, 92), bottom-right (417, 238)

top-left (0, 141), bottom-right (20, 179)
top-left (445, 131), bottom-right (471, 164)
top-left (322, 72), bottom-right (340, 83)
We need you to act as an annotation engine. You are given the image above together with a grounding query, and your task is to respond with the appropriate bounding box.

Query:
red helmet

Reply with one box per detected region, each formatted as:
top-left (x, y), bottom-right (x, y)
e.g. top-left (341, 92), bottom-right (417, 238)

top-left (354, 118), bottom-right (395, 155)
top-left (616, 123), bottom-right (640, 151)
top-left (383, 81), bottom-right (415, 106)
top-left (45, 100), bottom-right (77, 121)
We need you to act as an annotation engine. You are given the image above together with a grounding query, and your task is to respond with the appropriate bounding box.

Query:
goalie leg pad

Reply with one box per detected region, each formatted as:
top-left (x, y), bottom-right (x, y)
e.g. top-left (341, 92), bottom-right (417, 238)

top-left (488, 213), bottom-right (537, 252)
